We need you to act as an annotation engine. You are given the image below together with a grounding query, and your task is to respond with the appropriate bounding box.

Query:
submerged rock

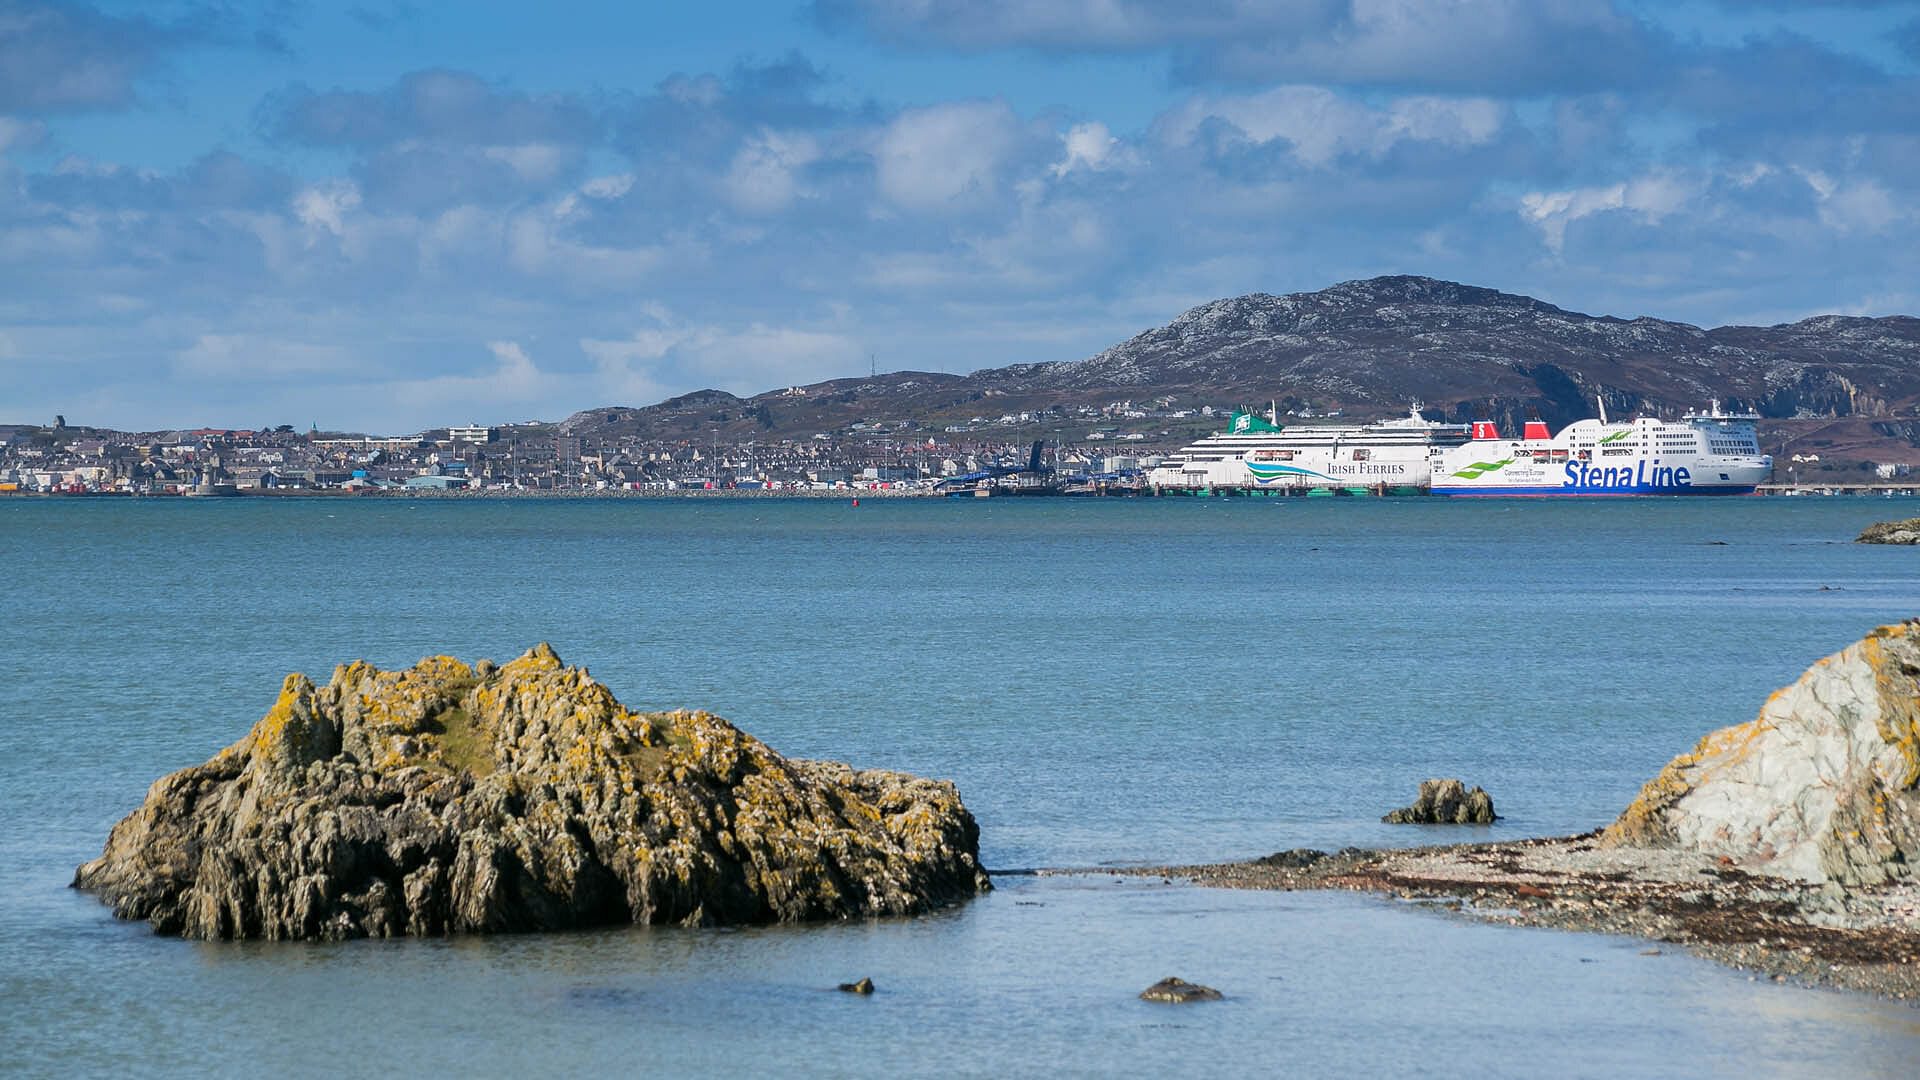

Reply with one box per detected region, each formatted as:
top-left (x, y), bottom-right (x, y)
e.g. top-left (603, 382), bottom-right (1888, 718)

top-left (1604, 620), bottom-right (1920, 886)
top-left (1857, 518), bottom-right (1920, 545)
top-left (1382, 779), bottom-right (1498, 824)
top-left (74, 646), bottom-right (990, 940)
top-left (1256, 848), bottom-right (1330, 869)
top-left (1139, 977), bottom-right (1222, 1003)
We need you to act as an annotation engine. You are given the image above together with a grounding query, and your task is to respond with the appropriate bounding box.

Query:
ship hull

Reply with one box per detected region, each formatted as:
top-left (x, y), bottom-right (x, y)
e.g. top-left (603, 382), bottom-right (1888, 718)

top-left (1436, 484), bottom-right (1758, 497)
top-left (1148, 408), bottom-right (1470, 492)
top-left (1430, 409), bottom-right (1771, 498)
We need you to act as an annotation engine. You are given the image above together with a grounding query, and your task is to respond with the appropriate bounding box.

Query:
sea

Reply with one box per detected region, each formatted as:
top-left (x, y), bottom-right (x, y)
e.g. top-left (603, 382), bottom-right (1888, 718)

top-left (4, 495), bottom-right (1920, 1077)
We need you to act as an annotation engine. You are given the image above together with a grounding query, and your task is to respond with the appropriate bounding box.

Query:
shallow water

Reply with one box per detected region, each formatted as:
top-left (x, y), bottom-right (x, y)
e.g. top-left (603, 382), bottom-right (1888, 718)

top-left (4, 496), bottom-right (1919, 1074)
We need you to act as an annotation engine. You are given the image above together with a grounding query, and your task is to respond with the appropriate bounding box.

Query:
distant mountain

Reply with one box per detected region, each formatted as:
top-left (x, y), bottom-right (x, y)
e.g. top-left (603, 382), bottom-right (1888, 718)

top-left (562, 275), bottom-right (1920, 461)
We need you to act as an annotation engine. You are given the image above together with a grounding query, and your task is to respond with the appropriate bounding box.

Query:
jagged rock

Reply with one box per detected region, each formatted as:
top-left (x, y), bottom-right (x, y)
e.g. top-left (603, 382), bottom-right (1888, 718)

top-left (1603, 620), bottom-right (1920, 886)
top-left (1139, 977), bottom-right (1223, 1003)
top-left (74, 646), bottom-right (990, 940)
top-left (838, 977), bottom-right (875, 994)
top-left (1857, 518), bottom-right (1920, 545)
top-left (1383, 779), bottom-right (1498, 824)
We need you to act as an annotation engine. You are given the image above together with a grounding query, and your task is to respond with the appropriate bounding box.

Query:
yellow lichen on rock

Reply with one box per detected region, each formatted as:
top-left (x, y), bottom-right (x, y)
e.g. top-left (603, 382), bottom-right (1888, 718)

top-left (1601, 619), bottom-right (1920, 885)
top-left (74, 644), bottom-right (990, 940)
top-left (1863, 632), bottom-right (1920, 789)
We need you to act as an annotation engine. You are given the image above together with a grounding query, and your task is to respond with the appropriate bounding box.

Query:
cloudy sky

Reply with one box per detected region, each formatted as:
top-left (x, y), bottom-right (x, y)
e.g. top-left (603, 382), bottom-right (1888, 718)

top-left (4, 1), bottom-right (1918, 431)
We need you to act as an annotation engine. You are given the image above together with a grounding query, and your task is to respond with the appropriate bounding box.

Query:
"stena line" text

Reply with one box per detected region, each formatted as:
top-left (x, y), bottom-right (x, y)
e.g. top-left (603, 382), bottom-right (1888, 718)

top-left (1563, 461), bottom-right (1691, 489)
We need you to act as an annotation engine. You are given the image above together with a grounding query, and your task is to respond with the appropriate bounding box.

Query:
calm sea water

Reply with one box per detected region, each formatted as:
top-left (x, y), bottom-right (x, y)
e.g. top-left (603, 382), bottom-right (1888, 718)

top-left (4, 496), bottom-right (1920, 1076)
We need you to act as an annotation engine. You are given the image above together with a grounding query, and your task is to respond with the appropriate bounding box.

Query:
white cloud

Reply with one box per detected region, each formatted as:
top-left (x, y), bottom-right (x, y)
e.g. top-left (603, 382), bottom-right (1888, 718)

top-left (725, 130), bottom-right (821, 214)
top-left (1817, 180), bottom-right (1900, 234)
top-left (825, 0), bottom-right (1660, 96)
top-left (1157, 86), bottom-right (1504, 166)
top-left (582, 316), bottom-right (860, 396)
top-left (580, 173), bottom-right (634, 200)
top-left (553, 173), bottom-right (635, 220)
top-left (173, 334), bottom-right (358, 379)
top-left (374, 340), bottom-right (569, 421)
top-left (822, 0), bottom-right (1329, 51)
top-left (874, 100), bottom-right (1020, 212)
top-left (480, 143), bottom-right (575, 184)
top-left (1184, 0), bottom-right (1659, 93)
top-left (1795, 169), bottom-right (1902, 234)
top-left (292, 180), bottom-right (361, 238)
top-left (1050, 121), bottom-right (1137, 178)
top-left (1385, 97), bottom-right (1504, 148)
top-left (505, 205), bottom-right (668, 282)
top-left (1519, 173), bottom-right (1696, 253)
top-left (0, 117), bottom-right (47, 154)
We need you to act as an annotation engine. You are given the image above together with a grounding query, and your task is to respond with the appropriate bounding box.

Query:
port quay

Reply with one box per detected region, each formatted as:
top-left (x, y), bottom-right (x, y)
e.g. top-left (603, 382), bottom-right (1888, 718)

top-left (6, 405), bottom-right (1916, 499)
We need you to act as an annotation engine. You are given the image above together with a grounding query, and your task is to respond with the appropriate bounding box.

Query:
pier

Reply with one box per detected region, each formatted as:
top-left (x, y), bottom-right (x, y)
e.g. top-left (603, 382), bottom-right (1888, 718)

top-left (1756, 482), bottom-right (1920, 497)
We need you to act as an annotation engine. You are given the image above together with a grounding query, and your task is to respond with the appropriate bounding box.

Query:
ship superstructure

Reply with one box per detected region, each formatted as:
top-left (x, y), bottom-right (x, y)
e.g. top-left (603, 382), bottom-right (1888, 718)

top-left (1148, 406), bottom-right (1472, 493)
top-left (1430, 402), bottom-right (1771, 496)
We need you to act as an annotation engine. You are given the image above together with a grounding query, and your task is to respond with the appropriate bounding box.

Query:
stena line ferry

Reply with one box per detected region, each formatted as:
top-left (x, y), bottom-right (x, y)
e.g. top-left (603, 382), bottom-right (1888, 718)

top-left (1430, 401), bottom-right (1772, 496)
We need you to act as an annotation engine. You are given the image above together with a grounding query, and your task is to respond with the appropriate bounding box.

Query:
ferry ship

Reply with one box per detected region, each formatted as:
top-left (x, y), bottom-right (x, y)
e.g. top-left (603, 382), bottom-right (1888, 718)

top-left (1147, 405), bottom-right (1472, 492)
top-left (1430, 402), bottom-right (1771, 496)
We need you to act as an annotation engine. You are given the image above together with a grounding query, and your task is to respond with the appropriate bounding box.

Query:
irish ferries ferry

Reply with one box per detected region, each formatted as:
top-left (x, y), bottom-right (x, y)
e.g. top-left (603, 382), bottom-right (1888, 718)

top-left (1430, 402), bottom-right (1771, 496)
top-left (1148, 406), bottom-right (1472, 492)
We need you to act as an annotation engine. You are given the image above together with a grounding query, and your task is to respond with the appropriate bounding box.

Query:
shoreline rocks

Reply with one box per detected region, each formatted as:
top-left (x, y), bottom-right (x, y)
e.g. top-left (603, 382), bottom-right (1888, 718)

top-left (1144, 836), bottom-right (1920, 1000)
top-left (1602, 620), bottom-right (1920, 887)
top-left (74, 646), bottom-right (989, 940)
top-left (1383, 779), bottom-right (1497, 824)
top-left (1123, 621), bottom-right (1920, 999)
top-left (1856, 518), bottom-right (1920, 545)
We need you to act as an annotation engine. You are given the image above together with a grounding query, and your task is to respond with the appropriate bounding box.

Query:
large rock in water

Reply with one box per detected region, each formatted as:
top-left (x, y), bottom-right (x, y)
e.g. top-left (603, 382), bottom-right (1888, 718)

top-left (74, 646), bottom-right (990, 939)
top-left (1857, 518), bottom-right (1920, 545)
top-left (1382, 779), bottom-right (1497, 824)
top-left (1603, 621), bottom-right (1920, 886)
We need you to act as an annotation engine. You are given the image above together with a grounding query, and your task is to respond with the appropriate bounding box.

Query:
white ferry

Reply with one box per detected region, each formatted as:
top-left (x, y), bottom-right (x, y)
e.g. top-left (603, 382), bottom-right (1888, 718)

top-left (1430, 402), bottom-right (1771, 496)
top-left (1148, 405), bottom-right (1472, 492)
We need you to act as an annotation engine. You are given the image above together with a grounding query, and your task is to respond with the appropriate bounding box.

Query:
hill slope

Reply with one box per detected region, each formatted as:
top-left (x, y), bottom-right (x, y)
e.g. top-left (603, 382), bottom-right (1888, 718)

top-left (563, 275), bottom-right (1920, 459)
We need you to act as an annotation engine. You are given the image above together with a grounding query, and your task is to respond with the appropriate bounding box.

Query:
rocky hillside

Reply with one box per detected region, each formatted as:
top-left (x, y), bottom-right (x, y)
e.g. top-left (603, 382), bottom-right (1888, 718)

top-left (75, 646), bottom-right (989, 940)
top-left (563, 276), bottom-right (1920, 462)
top-left (986, 277), bottom-right (1920, 429)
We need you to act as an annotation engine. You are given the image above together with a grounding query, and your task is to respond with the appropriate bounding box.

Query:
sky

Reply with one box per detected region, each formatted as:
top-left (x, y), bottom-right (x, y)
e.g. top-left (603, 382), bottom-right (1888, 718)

top-left (3, 0), bottom-right (1919, 432)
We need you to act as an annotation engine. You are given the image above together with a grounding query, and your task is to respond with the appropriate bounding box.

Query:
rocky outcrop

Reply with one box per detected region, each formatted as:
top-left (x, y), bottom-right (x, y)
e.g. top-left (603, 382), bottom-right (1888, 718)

top-left (999, 277), bottom-right (1920, 427)
top-left (1383, 779), bottom-right (1498, 824)
top-left (1857, 518), bottom-right (1920, 545)
top-left (74, 646), bottom-right (990, 940)
top-left (1139, 977), bottom-right (1223, 1003)
top-left (1603, 621), bottom-right (1920, 886)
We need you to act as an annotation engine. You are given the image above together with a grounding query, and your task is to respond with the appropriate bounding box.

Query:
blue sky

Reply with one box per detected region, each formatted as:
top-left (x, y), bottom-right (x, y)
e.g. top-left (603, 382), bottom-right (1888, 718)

top-left (4, 1), bottom-right (1919, 431)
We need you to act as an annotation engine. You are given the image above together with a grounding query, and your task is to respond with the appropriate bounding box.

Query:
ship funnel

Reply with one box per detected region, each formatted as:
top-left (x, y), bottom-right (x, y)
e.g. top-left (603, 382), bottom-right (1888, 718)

top-left (1522, 420), bottom-right (1551, 440)
top-left (1470, 420), bottom-right (1501, 440)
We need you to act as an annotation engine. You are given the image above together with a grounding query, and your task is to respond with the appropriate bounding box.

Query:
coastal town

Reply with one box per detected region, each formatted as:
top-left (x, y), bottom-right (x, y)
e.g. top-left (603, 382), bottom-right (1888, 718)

top-left (0, 405), bottom-right (1187, 495)
top-left (6, 398), bottom-right (1917, 497)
